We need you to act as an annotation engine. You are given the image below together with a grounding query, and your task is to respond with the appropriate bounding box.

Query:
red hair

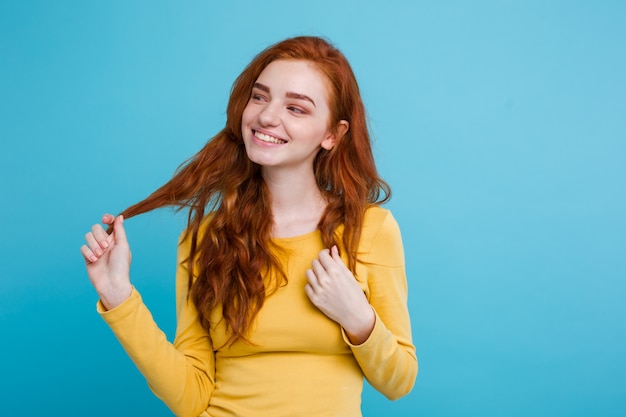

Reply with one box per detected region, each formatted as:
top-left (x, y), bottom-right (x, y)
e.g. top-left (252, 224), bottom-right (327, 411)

top-left (118, 36), bottom-right (390, 345)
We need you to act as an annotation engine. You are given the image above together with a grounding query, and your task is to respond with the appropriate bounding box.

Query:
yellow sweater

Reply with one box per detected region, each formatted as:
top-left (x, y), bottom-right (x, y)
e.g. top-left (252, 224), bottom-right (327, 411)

top-left (99, 206), bottom-right (417, 417)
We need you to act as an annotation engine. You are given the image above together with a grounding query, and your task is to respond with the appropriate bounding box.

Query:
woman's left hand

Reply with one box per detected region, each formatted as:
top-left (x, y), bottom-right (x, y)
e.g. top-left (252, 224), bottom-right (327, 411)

top-left (305, 246), bottom-right (375, 345)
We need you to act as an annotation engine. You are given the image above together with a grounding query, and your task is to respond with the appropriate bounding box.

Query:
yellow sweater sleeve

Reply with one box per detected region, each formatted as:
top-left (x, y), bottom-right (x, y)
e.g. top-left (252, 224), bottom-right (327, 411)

top-left (98, 234), bottom-right (215, 417)
top-left (345, 208), bottom-right (418, 400)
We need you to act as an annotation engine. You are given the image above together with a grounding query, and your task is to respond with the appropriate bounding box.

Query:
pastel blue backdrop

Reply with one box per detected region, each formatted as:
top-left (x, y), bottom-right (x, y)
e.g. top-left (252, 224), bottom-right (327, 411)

top-left (1, 1), bottom-right (624, 416)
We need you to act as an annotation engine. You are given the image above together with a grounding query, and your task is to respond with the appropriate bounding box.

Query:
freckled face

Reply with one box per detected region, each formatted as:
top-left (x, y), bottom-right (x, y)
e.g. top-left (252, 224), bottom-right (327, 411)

top-left (241, 59), bottom-right (337, 171)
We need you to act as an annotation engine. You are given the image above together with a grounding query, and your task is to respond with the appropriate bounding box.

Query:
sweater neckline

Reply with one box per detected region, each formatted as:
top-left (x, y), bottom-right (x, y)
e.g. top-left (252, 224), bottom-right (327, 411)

top-left (271, 228), bottom-right (321, 243)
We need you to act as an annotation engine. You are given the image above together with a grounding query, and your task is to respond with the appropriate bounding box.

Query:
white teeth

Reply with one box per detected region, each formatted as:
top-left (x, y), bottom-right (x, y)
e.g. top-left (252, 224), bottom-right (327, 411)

top-left (254, 131), bottom-right (286, 144)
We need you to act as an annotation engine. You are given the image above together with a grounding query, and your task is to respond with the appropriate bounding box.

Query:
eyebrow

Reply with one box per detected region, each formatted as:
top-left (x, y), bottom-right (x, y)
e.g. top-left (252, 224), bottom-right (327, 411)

top-left (253, 82), bottom-right (316, 107)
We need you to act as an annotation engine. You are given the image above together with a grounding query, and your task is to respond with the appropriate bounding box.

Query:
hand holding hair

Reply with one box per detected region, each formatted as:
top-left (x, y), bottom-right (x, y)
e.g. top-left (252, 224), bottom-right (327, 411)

top-left (305, 246), bottom-right (376, 345)
top-left (80, 214), bottom-right (133, 310)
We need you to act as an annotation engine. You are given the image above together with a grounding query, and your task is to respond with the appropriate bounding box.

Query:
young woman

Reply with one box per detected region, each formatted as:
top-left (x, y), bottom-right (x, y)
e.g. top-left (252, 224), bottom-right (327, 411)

top-left (81, 36), bottom-right (417, 417)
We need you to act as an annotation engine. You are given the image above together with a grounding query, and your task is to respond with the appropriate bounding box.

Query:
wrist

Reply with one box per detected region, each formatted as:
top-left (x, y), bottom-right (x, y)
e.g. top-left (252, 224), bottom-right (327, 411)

top-left (99, 284), bottom-right (133, 311)
top-left (343, 306), bottom-right (376, 345)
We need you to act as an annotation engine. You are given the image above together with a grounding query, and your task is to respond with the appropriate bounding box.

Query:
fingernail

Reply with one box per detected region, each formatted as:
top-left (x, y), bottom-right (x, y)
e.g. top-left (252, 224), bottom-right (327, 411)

top-left (101, 240), bottom-right (109, 249)
top-left (90, 255), bottom-right (98, 262)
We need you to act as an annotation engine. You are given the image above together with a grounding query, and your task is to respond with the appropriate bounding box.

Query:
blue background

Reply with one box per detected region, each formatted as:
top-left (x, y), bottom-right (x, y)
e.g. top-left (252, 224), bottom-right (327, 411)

top-left (1, 1), bottom-right (625, 416)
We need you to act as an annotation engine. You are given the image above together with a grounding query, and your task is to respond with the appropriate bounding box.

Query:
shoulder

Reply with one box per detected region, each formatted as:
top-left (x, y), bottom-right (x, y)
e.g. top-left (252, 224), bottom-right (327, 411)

top-left (363, 205), bottom-right (394, 226)
top-left (176, 214), bottom-right (215, 275)
top-left (178, 214), bottom-right (214, 247)
top-left (358, 206), bottom-right (404, 267)
top-left (361, 206), bottom-right (401, 242)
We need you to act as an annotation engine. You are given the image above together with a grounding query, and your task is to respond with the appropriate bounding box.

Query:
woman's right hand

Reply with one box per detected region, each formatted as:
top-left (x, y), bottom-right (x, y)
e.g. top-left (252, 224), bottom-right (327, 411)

top-left (80, 214), bottom-right (133, 310)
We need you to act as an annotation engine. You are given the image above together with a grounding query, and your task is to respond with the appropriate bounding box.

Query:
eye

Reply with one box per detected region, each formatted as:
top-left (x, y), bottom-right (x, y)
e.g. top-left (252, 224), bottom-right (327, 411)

top-left (287, 106), bottom-right (307, 115)
top-left (250, 91), bottom-right (268, 102)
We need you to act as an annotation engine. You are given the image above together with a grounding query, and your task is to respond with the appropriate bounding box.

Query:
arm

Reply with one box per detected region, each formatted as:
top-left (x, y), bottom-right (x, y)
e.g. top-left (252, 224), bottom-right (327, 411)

top-left (82, 216), bottom-right (214, 417)
top-left (304, 209), bottom-right (417, 399)
top-left (346, 210), bottom-right (417, 400)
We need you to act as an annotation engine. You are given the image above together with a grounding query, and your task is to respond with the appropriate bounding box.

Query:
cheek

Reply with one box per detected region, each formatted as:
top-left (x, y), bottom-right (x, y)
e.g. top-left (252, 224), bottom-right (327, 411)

top-left (241, 104), bottom-right (254, 131)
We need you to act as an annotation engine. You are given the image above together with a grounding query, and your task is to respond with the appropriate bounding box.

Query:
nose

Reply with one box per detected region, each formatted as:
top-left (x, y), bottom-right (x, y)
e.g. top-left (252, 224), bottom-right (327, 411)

top-left (258, 103), bottom-right (280, 127)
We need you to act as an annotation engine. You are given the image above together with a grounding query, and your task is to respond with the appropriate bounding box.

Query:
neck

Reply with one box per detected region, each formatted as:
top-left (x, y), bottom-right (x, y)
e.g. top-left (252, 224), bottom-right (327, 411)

top-left (262, 166), bottom-right (327, 238)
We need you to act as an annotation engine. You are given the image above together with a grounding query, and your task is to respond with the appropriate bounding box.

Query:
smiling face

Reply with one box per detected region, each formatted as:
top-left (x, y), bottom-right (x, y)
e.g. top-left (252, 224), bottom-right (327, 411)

top-left (241, 59), bottom-right (342, 173)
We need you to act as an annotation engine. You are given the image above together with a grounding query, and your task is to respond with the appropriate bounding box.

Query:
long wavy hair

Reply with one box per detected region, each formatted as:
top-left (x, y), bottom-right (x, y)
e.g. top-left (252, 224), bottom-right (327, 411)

top-left (118, 36), bottom-right (390, 345)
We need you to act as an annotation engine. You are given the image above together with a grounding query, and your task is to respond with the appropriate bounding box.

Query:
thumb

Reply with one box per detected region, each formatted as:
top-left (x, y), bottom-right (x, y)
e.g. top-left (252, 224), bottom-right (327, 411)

top-left (112, 215), bottom-right (128, 245)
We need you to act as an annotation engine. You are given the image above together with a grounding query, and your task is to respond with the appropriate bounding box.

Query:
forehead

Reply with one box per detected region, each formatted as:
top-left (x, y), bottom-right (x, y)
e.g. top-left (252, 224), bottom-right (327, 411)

top-left (255, 59), bottom-right (331, 103)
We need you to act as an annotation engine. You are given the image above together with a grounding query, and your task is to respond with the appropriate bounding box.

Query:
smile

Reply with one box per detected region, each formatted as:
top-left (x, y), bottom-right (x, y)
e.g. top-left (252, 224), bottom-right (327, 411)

top-left (254, 130), bottom-right (286, 144)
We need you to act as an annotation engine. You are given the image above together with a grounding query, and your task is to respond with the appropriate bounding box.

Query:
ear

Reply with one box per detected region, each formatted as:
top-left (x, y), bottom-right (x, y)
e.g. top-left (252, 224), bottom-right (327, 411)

top-left (321, 120), bottom-right (349, 150)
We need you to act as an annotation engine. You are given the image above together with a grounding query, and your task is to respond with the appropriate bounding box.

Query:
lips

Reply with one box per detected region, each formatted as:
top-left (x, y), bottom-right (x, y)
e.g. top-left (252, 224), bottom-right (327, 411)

top-left (254, 130), bottom-right (287, 144)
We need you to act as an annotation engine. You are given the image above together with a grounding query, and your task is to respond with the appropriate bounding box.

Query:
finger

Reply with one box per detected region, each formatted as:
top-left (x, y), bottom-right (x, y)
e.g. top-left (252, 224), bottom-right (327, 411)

top-left (304, 283), bottom-right (325, 308)
top-left (317, 250), bottom-right (345, 279)
top-left (112, 215), bottom-right (128, 245)
top-left (310, 258), bottom-right (329, 281)
top-left (102, 213), bottom-right (116, 225)
top-left (84, 231), bottom-right (103, 256)
top-left (304, 279), bottom-right (326, 304)
top-left (305, 268), bottom-right (320, 290)
top-left (317, 248), bottom-right (331, 261)
top-left (304, 282), bottom-right (315, 299)
top-left (91, 224), bottom-right (109, 249)
top-left (319, 248), bottom-right (346, 276)
top-left (80, 244), bottom-right (98, 263)
top-left (316, 249), bottom-right (336, 270)
top-left (331, 245), bottom-right (350, 272)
